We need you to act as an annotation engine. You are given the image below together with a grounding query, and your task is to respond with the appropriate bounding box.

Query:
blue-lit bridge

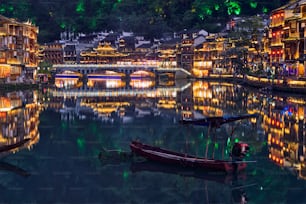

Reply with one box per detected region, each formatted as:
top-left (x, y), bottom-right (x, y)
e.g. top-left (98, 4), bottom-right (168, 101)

top-left (52, 64), bottom-right (192, 79)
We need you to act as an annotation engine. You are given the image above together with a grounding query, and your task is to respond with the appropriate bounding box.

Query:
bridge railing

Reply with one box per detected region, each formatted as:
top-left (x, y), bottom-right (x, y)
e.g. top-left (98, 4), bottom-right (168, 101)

top-left (52, 64), bottom-right (192, 77)
top-left (53, 64), bottom-right (158, 69)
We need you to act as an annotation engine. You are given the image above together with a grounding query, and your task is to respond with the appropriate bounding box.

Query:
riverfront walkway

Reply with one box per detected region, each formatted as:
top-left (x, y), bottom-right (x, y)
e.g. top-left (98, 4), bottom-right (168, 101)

top-left (202, 74), bottom-right (306, 94)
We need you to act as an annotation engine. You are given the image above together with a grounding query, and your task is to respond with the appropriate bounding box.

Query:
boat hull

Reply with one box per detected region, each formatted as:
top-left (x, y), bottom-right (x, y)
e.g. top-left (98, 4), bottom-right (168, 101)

top-left (130, 141), bottom-right (247, 173)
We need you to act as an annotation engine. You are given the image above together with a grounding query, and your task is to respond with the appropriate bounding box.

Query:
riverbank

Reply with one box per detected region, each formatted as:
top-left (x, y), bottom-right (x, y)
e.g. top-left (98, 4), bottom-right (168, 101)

top-left (199, 74), bottom-right (306, 94)
top-left (1, 73), bottom-right (306, 95)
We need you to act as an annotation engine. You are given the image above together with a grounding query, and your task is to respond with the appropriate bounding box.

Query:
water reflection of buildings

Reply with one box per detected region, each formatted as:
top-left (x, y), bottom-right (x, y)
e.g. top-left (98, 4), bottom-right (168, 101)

top-left (181, 81), bottom-right (306, 180)
top-left (0, 91), bottom-right (41, 156)
top-left (45, 78), bottom-right (191, 123)
top-left (263, 96), bottom-right (306, 179)
top-left (181, 81), bottom-right (246, 119)
top-left (48, 79), bottom-right (251, 125)
top-left (45, 78), bottom-right (306, 179)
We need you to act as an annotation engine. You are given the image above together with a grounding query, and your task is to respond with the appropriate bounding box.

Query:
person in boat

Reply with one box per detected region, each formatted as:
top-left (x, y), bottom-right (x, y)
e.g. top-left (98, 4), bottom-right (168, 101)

top-left (231, 142), bottom-right (250, 164)
top-left (230, 142), bottom-right (250, 173)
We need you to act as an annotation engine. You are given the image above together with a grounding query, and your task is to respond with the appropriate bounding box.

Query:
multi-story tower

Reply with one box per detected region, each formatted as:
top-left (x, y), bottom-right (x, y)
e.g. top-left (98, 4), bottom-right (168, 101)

top-left (158, 39), bottom-right (179, 68)
top-left (80, 42), bottom-right (127, 64)
top-left (0, 15), bottom-right (38, 82)
top-left (63, 44), bottom-right (77, 64)
top-left (267, 0), bottom-right (306, 77)
top-left (290, 1), bottom-right (306, 77)
top-left (268, 4), bottom-right (286, 69)
top-left (193, 34), bottom-right (227, 77)
top-left (41, 42), bottom-right (63, 64)
top-left (178, 38), bottom-right (194, 71)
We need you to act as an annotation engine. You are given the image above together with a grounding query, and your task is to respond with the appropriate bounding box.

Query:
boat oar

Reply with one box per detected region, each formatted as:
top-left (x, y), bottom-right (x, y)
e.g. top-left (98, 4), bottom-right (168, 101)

top-left (231, 182), bottom-right (257, 190)
top-left (228, 160), bottom-right (257, 164)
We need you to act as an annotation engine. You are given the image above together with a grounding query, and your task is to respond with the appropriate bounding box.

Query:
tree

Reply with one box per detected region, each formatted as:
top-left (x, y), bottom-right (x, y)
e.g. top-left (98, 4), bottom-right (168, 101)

top-left (0, 0), bottom-right (289, 43)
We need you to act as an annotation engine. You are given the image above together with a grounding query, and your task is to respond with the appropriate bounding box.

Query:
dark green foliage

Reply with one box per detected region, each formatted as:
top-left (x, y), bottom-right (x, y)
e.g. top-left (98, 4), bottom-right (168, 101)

top-left (0, 0), bottom-right (289, 42)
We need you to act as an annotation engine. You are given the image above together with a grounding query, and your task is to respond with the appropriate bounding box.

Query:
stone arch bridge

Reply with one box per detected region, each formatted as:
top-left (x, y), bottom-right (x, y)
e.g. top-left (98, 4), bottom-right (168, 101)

top-left (52, 64), bottom-right (191, 79)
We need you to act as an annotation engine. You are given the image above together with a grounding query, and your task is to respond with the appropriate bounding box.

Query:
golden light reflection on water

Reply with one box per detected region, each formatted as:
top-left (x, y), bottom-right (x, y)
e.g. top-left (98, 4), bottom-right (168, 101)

top-left (48, 78), bottom-right (306, 179)
top-left (0, 92), bottom-right (41, 157)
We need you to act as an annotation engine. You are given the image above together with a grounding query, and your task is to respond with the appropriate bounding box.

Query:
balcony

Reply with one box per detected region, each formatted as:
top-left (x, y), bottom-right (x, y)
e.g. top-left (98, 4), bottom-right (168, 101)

top-left (282, 36), bottom-right (299, 42)
top-left (270, 22), bottom-right (283, 28)
top-left (7, 58), bottom-right (21, 65)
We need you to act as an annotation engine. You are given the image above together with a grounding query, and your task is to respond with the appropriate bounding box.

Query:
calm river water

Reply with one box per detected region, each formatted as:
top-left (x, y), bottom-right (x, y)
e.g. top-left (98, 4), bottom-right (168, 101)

top-left (0, 79), bottom-right (306, 203)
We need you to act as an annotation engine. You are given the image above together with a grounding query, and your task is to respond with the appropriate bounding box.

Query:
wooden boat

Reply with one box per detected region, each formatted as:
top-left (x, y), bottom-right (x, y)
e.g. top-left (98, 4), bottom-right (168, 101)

top-left (130, 141), bottom-right (250, 173)
top-left (179, 113), bottom-right (258, 128)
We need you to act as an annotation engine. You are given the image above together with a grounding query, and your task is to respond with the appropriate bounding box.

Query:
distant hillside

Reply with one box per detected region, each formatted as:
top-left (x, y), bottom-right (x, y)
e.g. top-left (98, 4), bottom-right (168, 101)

top-left (0, 0), bottom-right (289, 43)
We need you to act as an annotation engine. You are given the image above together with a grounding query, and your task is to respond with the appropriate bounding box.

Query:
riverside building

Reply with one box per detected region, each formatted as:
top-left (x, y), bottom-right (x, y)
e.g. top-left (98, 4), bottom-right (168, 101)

top-left (0, 15), bottom-right (38, 83)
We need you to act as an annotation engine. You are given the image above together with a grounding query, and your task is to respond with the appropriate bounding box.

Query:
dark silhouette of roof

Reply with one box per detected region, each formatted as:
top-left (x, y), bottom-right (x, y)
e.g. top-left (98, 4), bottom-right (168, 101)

top-left (137, 43), bottom-right (152, 49)
top-left (159, 38), bottom-right (181, 49)
top-left (103, 33), bottom-right (120, 42)
top-left (120, 36), bottom-right (135, 49)
top-left (177, 28), bottom-right (202, 35)
top-left (79, 34), bottom-right (97, 43)
top-left (64, 45), bottom-right (76, 52)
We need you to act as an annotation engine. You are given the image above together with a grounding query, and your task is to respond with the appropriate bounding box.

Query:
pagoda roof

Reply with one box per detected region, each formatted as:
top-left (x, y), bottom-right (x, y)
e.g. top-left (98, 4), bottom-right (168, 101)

top-left (0, 15), bottom-right (38, 31)
top-left (0, 15), bottom-right (19, 25)
top-left (94, 43), bottom-right (116, 52)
